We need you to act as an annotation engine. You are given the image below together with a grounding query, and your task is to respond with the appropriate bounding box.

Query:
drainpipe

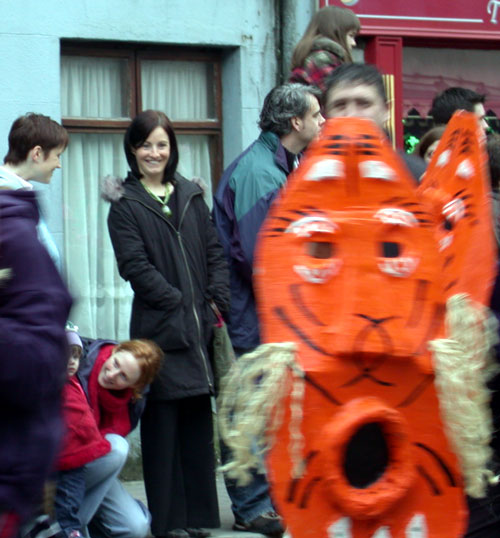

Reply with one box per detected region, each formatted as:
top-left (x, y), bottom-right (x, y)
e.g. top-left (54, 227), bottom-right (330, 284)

top-left (275, 0), bottom-right (286, 84)
top-left (277, 0), bottom-right (317, 85)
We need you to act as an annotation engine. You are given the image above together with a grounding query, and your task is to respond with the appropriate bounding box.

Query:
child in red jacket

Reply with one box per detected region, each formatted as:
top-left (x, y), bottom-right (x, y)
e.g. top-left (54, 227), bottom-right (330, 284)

top-left (54, 329), bottom-right (110, 538)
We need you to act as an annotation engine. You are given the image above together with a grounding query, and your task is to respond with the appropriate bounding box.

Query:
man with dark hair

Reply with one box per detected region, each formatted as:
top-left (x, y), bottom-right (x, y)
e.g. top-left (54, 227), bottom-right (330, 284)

top-left (0, 112), bottom-right (72, 538)
top-left (214, 82), bottom-right (323, 355)
top-left (430, 87), bottom-right (488, 130)
top-left (324, 63), bottom-right (426, 182)
top-left (213, 82), bottom-right (324, 537)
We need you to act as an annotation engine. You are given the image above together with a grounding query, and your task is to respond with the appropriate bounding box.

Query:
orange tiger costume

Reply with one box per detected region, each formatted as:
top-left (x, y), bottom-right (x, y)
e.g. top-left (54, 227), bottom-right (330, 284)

top-left (219, 111), bottom-right (496, 537)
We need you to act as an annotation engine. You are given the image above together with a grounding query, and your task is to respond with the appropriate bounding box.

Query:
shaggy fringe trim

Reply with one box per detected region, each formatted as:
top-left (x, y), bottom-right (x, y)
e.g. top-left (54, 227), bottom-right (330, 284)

top-left (218, 294), bottom-right (498, 496)
top-left (101, 175), bottom-right (125, 202)
top-left (217, 342), bottom-right (304, 486)
top-left (430, 293), bottom-right (499, 498)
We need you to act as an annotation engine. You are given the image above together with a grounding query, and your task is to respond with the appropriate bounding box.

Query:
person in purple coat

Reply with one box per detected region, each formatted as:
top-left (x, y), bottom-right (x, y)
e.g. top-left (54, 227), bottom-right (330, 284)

top-left (0, 113), bottom-right (72, 538)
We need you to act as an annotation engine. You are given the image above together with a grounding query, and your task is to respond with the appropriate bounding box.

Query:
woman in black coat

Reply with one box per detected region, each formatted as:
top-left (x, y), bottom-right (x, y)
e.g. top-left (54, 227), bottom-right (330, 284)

top-left (106, 110), bottom-right (230, 538)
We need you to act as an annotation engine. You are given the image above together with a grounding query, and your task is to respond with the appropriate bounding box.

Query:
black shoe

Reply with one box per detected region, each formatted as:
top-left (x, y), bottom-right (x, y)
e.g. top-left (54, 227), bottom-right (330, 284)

top-left (233, 511), bottom-right (284, 537)
top-left (185, 530), bottom-right (211, 538)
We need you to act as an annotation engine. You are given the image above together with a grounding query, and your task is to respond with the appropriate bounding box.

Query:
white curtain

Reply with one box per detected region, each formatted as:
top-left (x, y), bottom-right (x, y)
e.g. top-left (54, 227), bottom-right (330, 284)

top-left (62, 133), bottom-right (132, 340)
top-left (61, 56), bottom-right (214, 340)
top-left (141, 60), bottom-right (214, 121)
top-left (177, 134), bottom-right (213, 203)
top-left (141, 60), bottom-right (214, 199)
top-left (61, 56), bottom-right (127, 118)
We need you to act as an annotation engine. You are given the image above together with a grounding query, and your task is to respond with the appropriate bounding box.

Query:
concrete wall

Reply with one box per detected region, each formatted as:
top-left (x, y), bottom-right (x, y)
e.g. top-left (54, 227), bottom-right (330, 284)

top-left (281, 0), bottom-right (316, 81)
top-left (0, 0), bottom-right (279, 250)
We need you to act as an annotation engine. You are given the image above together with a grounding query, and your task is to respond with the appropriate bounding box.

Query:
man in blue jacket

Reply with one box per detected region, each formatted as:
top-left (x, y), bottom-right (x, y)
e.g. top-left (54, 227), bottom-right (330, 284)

top-left (213, 82), bottom-right (324, 536)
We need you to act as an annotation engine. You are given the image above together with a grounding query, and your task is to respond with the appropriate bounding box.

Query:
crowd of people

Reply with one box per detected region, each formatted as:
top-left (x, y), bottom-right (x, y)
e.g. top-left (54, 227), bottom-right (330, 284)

top-left (2, 3), bottom-right (500, 538)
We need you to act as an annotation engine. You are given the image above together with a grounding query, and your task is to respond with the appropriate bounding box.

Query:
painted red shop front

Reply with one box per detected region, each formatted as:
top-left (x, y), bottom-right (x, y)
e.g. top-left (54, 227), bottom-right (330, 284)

top-left (319, 0), bottom-right (500, 147)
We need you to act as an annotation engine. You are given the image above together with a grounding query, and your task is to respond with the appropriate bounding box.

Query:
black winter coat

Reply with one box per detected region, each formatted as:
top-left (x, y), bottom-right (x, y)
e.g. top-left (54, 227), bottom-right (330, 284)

top-left (107, 173), bottom-right (230, 400)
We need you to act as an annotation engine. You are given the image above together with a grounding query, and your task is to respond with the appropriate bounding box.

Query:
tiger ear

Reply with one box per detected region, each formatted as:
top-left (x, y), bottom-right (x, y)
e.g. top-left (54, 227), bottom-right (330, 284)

top-left (418, 111), bottom-right (496, 305)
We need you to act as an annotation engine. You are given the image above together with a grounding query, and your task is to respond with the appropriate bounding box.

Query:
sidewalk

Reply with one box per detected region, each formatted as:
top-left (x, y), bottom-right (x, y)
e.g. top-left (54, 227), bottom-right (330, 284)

top-left (123, 474), bottom-right (268, 538)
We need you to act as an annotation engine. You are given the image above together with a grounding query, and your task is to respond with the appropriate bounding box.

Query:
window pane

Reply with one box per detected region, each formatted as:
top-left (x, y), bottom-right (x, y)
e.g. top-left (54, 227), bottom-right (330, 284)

top-left (141, 60), bottom-right (216, 120)
top-left (62, 132), bottom-right (132, 340)
top-left (61, 56), bottom-right (130, 119)
top-left (177, 134), bottom-right (213, 206)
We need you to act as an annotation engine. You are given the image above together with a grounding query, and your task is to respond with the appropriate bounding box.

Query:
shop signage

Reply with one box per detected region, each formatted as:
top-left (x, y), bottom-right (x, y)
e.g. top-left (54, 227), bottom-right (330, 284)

top-left (319, 0), bottom-right (500, 39)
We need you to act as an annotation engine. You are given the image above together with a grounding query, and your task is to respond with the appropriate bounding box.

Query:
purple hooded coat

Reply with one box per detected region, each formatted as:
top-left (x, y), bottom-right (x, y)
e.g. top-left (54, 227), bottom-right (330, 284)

top-left (0, 190), bottom-right (72, 521)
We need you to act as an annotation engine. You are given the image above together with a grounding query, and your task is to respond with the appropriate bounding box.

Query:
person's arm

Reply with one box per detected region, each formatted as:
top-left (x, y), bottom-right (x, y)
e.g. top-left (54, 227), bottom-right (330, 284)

top-left (234, 184), bottom-right (281, 281)
top-left (290, 49), bottom-right (342, 93)
top-left (107, 200), bottom-right (182, 309)
top-left (57, 380), bottom-right (111, 470)
top-left (0, 214), bottom-right (71, 408)
top-left (197, 197), bottom-right (230, 315)
top-left (0, 323), bottom-right (67, 408)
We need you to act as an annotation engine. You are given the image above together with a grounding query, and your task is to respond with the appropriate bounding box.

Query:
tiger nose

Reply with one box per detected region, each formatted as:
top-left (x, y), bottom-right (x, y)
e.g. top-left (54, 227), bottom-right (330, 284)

top-left (323, 315), bottom-right (394, 356)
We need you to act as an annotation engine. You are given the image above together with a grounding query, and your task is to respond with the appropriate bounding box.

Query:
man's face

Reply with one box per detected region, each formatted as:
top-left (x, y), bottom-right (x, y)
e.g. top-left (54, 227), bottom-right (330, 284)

top-left (472, 103), bottom-right (489, 132)
top-left (325, 82), bottom-right (389, 129)
top-left (295, 95), bottom-right (325, 149)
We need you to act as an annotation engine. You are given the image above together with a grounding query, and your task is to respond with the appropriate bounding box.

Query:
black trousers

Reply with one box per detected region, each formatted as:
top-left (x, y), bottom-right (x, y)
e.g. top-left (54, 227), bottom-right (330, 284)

top-left (140, 395), bottom-right (220, 534)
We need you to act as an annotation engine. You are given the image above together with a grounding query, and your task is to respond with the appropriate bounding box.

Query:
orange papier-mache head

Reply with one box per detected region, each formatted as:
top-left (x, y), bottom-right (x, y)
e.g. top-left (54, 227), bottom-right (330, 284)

top-left (252, 112), bottom-right (495, 537)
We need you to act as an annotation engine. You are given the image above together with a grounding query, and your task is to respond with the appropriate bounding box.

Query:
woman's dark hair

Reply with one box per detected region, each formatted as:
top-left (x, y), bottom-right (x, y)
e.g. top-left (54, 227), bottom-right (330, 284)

top-left (413, 126), bottom-right (446, 160)
top-left (291, 5), bottom-right (361, 68)
top-left (124, 110), bottom-right (179, 184)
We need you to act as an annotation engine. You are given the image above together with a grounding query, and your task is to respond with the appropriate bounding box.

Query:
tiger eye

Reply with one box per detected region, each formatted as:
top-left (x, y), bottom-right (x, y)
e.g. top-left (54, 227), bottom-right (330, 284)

top-left (443, 218), bottom-right (453, 231)
top-left (306, 241), bottom-right (335, 259)
top-left (381, 241), bottom-right (400, 258)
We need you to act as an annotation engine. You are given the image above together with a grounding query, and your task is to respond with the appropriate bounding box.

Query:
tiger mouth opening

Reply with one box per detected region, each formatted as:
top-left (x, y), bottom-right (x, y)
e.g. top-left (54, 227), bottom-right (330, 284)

top-left (344, 422), bottom-right (389, 488)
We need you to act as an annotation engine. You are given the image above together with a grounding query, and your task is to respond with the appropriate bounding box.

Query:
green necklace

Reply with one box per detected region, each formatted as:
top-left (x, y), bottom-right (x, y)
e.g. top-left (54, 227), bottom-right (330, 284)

top-left (141, 180), bottom-right (174, 217)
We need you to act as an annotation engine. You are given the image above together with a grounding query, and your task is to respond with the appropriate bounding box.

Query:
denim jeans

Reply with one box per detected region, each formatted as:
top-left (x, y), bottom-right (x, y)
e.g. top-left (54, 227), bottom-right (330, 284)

top-left (55, 468), bottom-right (86, 534)
top-left (220, 440), bottom-right (274, 523)
top-left (80, 434), bottom-right (150, 538)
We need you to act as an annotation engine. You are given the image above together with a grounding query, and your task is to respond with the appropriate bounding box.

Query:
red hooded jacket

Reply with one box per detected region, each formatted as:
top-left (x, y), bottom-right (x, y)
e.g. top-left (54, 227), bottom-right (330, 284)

top-left (57, 376), bottom-right (110, 471)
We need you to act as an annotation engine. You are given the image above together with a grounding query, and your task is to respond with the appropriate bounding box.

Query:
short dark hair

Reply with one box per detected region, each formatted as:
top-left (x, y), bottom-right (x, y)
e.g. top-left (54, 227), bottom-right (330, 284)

top-left (430, 87), bottom-right (485, 125)
top-left (124, 110), bottom-right (179, 184)
top-left (324, 63), bottom-right (387, 104)
top-left (258, 83), bottom-right (321, 137)
top-left (4, 113), bottom-right (69, 165)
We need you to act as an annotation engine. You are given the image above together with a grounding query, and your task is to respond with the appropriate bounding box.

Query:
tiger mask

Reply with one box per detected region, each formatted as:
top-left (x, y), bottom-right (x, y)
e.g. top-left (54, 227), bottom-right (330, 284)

top-left (220, 112), bottom-right (496, 537)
